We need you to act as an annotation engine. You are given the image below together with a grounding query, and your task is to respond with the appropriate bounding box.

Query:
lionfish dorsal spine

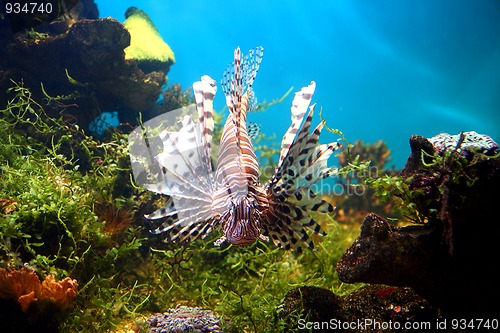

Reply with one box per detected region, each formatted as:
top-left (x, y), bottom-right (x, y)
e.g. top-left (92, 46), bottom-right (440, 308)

top-left (277, 82), bottom-right (316, 168)
top-left (262, 81), bottom-right (340, 252)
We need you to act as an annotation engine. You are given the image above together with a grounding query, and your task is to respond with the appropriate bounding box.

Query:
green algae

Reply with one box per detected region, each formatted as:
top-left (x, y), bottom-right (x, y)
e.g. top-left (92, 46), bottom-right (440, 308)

top-left (0, 81), bottom-right (361, 332)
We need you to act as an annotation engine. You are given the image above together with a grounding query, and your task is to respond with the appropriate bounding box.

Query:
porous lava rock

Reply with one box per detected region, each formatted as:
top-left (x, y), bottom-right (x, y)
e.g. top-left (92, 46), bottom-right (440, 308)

top-left (0, 8), bottom-right (168, 130)
top-left (336, 133), bottom-right (500, 318)
top-left (277, 285), bottom-right (437, 333)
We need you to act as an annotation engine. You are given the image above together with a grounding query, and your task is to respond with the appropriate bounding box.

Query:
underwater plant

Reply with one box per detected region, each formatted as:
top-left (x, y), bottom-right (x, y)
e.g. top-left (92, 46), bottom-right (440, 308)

top-left (0, 58), bottom-right (359, 333)
top-left (129, 46), bottom-right (341, 252)
top-left (331, 140), bottom-right (400, 222)
top-left (0, 79), bottom-right (154, 331)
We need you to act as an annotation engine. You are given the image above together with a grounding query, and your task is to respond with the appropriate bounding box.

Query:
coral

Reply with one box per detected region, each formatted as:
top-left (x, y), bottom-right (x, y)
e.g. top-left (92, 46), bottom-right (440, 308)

top-left (41, 275), bottom-right (78, 311)
top-left (428, 131), bottom-right (498, 159)
top-left (145, 305), bottom-right (223, 333)
top-left (0, 267), bottom-right (41, 312)
top-left (0, 267), bottom-right (77, 312)
top-left (123, 7), bottom-right (175, 73)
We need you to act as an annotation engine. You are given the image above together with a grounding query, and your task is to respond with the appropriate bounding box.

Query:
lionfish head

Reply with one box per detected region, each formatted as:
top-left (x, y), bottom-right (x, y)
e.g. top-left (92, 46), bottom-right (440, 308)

top-left (220, 197), bottom-right (263, 247)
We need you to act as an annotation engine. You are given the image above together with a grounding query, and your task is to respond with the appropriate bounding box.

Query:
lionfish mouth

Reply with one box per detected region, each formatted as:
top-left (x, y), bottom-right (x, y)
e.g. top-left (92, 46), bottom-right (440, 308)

top-left (128, 46), bottom-right (340, 253)
top-left (219, 197), bottom-right (263, 247)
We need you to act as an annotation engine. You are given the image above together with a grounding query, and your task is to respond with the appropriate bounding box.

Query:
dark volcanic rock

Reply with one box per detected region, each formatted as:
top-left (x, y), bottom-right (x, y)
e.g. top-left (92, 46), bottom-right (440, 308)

top-left (336, 133), bottom-right (500, 318)
top-left (336, 213), bottom-right (449, 292)
top-left (277, 286), bottom-right (340, 325)
top-left (277, 285), bottom-right (437, 333)
top-left (399, 135), bottom-right (436, 177)
top-left (0, 16), bottom-right (166, 130)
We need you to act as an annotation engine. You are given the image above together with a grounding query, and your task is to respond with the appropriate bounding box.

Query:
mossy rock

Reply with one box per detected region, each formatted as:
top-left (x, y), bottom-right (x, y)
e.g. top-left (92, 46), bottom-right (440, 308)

top-left (123, 7), bottom-right (175, 73)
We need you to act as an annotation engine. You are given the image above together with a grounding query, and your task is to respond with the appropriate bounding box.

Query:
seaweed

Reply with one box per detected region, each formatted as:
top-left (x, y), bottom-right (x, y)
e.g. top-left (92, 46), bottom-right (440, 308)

top-left (0, 81), bottom-right (361, 332)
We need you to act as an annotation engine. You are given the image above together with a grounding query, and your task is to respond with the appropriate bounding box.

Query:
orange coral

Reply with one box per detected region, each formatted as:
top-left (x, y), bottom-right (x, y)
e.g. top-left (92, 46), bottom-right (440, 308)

top-left (41, 275), bottom-right (78, 310)
top-left (0, 267), bottom-right (78, 312)
top-left (0, 267), bottom-right (41, 312)
top-left (0, 198), bottom-right (18, 214)
top-left (95, 202), bottom-right (135, 234)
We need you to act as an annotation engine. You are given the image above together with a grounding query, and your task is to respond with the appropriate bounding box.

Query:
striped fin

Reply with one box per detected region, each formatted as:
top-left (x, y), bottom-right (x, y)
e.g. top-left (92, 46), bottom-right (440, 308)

top-left (144, 76), bottom-right (220, 243)
top-left (262, 82), bottom-right (340, 252)
top-left (221, 46), bottom-right (263, 148)
top-left (277, 82), bottom-right (316, 167)
top-left (261, 200), bottom-right (325, 253)
top-left (247, 88), bottom-right (258, 112)
top-left (193, 75), bottom-right (217, 169)
top-left (269, 102), bottom-right (340, 197)
top-left (247, 122), bottom-right (260, 141)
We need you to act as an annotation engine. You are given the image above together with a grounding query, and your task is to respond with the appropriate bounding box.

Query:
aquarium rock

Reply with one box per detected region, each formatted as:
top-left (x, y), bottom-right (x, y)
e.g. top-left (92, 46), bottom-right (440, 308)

top-left (337, 133), bottom-right (500, 318)
top-left (336, 213), bottom-right (446, 295)
top-left (277, 285), bottom-right (437, 333)
top-left (1, 15), bottom-right (167, 130)
top-left (428, 131), bottom-right (498, 158)
top-left (123, 7), bottom-right (175, 73)
top-left (0, 0), bottom-right (98, 34)
top-left (146, 305), bottom-right (223, 333)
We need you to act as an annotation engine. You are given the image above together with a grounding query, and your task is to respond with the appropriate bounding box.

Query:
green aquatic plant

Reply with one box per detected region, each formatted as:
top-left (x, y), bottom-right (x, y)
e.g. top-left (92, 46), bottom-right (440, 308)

top-left (0, 80), bottom-right (153, 331)
top-left (335, 155), bottom-right (425, 223)
top-left (25, 28), bottom-right (50, 40)
top-left (253, 86), bottom-right (293, 113)
top-left (0, 80), bottom-right (364, 332)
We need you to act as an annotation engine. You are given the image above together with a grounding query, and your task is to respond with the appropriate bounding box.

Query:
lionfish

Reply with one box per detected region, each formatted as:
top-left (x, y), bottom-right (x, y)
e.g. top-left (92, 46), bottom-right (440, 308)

top-left (129, 46), bottom-right (340, 252)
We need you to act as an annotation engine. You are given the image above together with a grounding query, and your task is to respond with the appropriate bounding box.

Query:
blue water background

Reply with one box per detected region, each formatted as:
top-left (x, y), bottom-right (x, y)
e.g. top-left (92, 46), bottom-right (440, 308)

top-left (97, 0), bottom-right (500, 168)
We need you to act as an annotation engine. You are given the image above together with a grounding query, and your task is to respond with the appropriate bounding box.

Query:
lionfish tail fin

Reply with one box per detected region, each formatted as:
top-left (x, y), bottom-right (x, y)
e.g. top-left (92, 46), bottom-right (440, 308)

top-left (215, 47), bottom-right (264, 199)
top-left (221, 46), bottom-right (264, 147)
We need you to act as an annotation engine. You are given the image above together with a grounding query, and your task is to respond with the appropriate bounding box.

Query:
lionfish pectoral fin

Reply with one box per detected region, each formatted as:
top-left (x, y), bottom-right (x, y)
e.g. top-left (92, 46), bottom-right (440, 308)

top-left (214, 236), bottom-right (227, 247)
top-left (138, 75), bottom-right (219, 244)
top-left (263, 81), bottom-right (339, 252)
top-left (259, 234), bottom-right (269, 242)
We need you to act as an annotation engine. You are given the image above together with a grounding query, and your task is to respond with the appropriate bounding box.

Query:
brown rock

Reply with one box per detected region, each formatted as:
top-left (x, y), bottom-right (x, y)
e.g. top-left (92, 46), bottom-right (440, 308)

top-left (277, 285), bottom-right (436, 333)
top-left (336, 134), bottom-right (500, 318)
top-left (1, 17), bottom-right (167, 130)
